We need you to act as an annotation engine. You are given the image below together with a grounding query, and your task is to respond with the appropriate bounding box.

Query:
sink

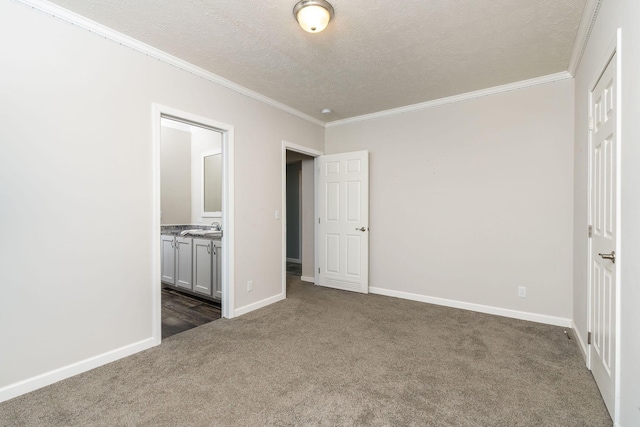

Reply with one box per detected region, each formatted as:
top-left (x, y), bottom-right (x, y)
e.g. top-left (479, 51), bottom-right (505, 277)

top-left (180, 229), bottom-right (222, 237)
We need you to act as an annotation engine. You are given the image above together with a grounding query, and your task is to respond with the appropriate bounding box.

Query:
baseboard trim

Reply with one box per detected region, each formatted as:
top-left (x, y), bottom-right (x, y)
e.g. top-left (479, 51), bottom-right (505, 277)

top-left (572, 320), bottom-right (589, 363)
top-left (234, 293), bottom-right (286, 317)
top-left (300, 276), bottom-right (315, 283)
top-left (369, 287), bottom-right (572, 327)
top-left (0, 337), bottom-right (156, 403)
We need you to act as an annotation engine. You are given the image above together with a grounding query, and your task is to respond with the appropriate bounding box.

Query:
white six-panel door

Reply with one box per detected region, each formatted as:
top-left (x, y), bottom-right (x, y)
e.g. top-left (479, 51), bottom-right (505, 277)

top-left (316, 151), bottom-right (369, 293)
top-left (589, 52), bottom-right (617, 418)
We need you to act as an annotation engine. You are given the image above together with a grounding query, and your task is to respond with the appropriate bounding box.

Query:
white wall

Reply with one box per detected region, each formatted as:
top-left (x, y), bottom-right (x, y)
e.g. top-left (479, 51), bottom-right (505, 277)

top-left (572, 0), bottom-right (640, 424)
top-left (300, 158), bottom-right (315, 279)
top-left (159, 123), bottom-right (222, 226)
top-left (326, 79), bottom-right (575, 323)
top-left (160, 127), bottom-right (192, 224)
top-left (0, 1), bottom-right (323, 398)
top-left (190, 127), bottom-right (222, 224)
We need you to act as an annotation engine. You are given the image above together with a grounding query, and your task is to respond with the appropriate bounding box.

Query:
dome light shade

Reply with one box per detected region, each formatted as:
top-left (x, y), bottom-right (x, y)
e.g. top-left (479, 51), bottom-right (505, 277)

top-left (293, 0), bottom-right (334, 33)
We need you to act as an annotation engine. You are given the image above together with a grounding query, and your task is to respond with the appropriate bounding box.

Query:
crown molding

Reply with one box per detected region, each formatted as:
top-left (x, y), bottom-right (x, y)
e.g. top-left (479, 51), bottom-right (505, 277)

top-left (326, 71), bottom-right (573, 128)
top-left (567, 0), bottom-right (603, 76)
top-left (16, 0), bottom-right (587, 130)
top-left (13, 0), bottom-right (326, 128)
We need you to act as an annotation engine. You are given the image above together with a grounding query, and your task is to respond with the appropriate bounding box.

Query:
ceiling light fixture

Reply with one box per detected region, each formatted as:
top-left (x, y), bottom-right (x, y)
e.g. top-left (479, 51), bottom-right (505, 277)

top-left (293, 0), bottom-right (334, 33)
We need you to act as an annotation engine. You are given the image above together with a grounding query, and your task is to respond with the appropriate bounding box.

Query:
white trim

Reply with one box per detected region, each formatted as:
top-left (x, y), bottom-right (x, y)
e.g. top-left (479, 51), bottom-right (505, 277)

top-left (326, 72), bottom-right (572, 127)
top-left (369, 287), bottom-right (572, 328)
top-left (586, 85), bottom-right (593, 374)
top-left (314, 157), bottom-right (319, 286)
top-left (153, 104), bottom-right (235, 323)
top-left (613, 29), bottom-right (622, 426)
top-left (572, 320), bottom-right (589, 362)
top-left (234, 293), bottom-right (286, 317)
top-left (297, 163), bottom-right (303, 268)
top-left (284, 141), bottom-right (324, 157)
top-left (300, 276), bottom-right (315, 283)
top-left (13, 0), bottom-right (325, 128)
top-left (151, 106), bottom-right (163, 345)
top-left (568, 0), bottom-right (604, 76)
top-left (282, 141), bottom-right (323, 303)
top-left (224, 126), bottom-right (236, 319)
top-left (0, 338), bottom-right (155, 403)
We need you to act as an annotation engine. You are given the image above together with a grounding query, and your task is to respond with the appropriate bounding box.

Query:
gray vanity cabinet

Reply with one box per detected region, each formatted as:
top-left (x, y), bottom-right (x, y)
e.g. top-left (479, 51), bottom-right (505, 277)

top-left (193, 239), bottom-right (222, 299)
top-left (161, 234), bottom-right (221, 301)
top-left (193, 238), bottom-right (215, 296)
top-left (161, 235), bottom-right (176, 285)
top-left (175, 237), bottom-right (193, 290)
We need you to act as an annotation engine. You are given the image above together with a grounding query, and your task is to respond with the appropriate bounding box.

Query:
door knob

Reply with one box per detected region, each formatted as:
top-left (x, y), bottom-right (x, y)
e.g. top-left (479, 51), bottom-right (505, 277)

top-left (356, 227), bottom-right (367, 232)
top-left (598, 251), bottom-right (615, 263)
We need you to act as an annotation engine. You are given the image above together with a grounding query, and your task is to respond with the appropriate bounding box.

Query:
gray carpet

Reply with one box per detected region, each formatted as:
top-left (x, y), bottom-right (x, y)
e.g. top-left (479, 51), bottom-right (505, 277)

top-left (1, 277), bottom-right (611, 426)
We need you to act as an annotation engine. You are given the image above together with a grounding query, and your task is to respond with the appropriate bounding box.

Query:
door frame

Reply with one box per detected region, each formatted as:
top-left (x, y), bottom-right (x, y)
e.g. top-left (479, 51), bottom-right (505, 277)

top-left (152, 104), bottom-right (235, 344)
top-left (586, 29), bottom-right (621, 422)
top-left (281, 141), bottom-right (323, 297)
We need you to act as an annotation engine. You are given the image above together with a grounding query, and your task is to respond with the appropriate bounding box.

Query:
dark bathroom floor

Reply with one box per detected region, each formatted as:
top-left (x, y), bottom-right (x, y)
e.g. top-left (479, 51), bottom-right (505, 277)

top-left (161, 288), bottom-right (221, 339)
top-left (286, 261), bottom-right (302, 276)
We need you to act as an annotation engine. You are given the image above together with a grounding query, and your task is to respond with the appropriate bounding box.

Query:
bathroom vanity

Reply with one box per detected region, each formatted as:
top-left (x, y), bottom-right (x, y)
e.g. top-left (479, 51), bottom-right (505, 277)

top-left (161, 226), bottom-right (222, 301)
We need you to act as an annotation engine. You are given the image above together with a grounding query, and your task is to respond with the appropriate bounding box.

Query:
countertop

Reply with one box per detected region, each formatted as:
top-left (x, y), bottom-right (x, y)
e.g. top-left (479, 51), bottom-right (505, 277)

top-left (161, 224), bottom-right (222, 240)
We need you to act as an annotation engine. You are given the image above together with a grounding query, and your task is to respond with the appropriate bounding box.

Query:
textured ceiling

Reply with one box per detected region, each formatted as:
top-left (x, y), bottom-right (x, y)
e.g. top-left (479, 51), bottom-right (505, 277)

top-left (47, 0), bottom-right (587, 122)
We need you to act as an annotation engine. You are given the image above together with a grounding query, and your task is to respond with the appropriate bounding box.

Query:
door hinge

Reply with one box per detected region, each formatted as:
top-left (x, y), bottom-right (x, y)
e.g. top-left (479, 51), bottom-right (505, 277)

top-left (318, 268), bottom-right (320, 274)
top-left (318, 218), bottom-right (320, 224)
top-left (588, 117), bottom-right (594, 131)
top-left (587, 332), bottom-right (592, 345)
top-left (588, 225), bottom-right (593, 238)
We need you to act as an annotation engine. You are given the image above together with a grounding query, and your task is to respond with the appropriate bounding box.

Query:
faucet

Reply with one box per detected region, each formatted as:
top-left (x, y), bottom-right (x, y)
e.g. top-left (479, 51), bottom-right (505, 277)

top-left (210, 221), bottom-right (221, 231)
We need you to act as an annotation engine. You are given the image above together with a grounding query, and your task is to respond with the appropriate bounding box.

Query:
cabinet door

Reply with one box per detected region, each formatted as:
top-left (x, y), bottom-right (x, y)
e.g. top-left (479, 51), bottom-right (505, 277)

top-left (192, 238), bottom-right (213, 296)
top-left (214, 242), bottom-right (222, 299)
top-left (161, 235), bottom-right (175, 285)
top-left (175, 237), bottom-right (192, 290)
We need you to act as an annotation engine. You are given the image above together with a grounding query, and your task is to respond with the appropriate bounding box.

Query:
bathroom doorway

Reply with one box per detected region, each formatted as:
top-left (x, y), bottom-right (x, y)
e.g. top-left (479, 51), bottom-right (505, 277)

top-left (152, 104), bottom-right (235, 344)
top-left (282, 141), bottom-right (322, 296)
top-left (159, 118), bottom-right (222, 339)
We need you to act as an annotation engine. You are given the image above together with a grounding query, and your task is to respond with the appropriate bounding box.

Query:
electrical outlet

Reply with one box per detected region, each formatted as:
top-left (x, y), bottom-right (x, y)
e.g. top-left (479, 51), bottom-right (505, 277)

top-left (275, 210), bottom-right (280, 220)
top-left (247, 280), bottom-right (253, 292)
top-left (518, 286), bottom-right (527, 298)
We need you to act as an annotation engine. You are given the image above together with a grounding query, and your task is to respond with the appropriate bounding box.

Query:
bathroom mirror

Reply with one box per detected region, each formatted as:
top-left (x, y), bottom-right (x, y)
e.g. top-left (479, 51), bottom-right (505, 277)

top-left (202, 150), bottom-right (222, 217)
